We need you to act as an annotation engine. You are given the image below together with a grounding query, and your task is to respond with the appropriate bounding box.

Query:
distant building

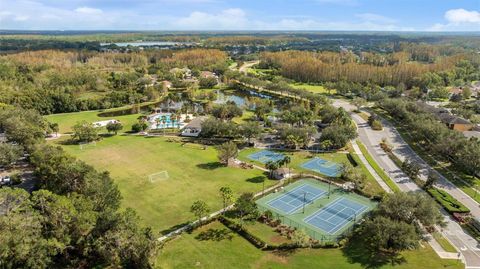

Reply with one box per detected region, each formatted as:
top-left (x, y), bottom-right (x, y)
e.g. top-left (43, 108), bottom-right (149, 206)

top-left (162, 80), bottom-right (172, 90)
top-left (181, 116), bottom-right (208, 137)
top-left (437, 113), bottom-right (473, 131)
top-left (200, 71), bottom-right (218, 79)
top-left (417, 101), bottom-right (473, 131)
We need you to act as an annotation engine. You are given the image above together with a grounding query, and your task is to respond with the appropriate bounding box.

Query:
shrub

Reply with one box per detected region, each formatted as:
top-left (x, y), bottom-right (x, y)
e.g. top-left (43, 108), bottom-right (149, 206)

top-left (371, 119), bottom-right (383, 130)
top-left (427, 188), bottom-right (470, 213)
top-left (218, 216), bottom-right (267, 249)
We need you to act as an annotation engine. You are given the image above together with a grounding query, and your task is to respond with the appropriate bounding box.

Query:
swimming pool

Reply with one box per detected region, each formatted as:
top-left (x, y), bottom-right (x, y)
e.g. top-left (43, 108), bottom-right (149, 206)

top-left (149, 113), bottom-right (185, 129)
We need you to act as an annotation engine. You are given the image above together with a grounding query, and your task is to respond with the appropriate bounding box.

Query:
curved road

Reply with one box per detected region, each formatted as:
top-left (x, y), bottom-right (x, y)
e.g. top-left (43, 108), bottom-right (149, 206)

top-left (333, 99), bottom-right (480, 268)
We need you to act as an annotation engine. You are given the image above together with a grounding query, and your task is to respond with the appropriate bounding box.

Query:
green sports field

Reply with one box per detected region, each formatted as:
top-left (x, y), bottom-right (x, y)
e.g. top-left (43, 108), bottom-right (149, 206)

top-left (156, 221), bottom-right (462, 269)
top-left (47, 110), bottom-right (277, 233)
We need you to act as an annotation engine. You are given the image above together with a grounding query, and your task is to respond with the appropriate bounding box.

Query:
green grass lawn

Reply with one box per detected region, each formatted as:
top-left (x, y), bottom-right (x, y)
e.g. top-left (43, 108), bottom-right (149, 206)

top-left (238, 148), bottom-right (347, 176)
top-left (372, 108), bottom-right (480, 202)
top-left (433, 232), bottom-right (457, 253)
top-left (290, 83), bottom-right (336, 95)
top-left (156, 221), bottom-right (463, 269)
top-left (243, 221), bottom-right (292, 245)
top-left (356, 141), bottom-right (401, 193)
top-left (256, 179), bottom-right (376, 241)
top-left (233, 110), bottom-right (256, 124)
top-left (238, 148), bottom-right (384, 197)
top-left (45, 110), bottom-right (141, 134)
top-left (53, 134), bottom-right (277, 233)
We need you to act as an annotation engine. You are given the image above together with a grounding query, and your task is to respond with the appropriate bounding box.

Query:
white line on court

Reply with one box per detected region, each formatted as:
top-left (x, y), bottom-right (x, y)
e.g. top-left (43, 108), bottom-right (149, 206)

top-left (304, 198), bottom-right (368, 234)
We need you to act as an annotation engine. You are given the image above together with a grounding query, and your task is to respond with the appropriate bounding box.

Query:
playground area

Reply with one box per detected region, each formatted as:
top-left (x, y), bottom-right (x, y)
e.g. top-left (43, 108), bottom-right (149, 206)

top-left (256, 178), bottom-right (375, 242)
top-left (301, 157), bottom-right (342, 177)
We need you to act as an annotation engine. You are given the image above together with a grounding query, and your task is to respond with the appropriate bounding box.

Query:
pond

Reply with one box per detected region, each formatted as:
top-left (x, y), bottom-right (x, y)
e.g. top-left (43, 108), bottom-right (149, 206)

top-left (98, 89), bottom-right (285, 118)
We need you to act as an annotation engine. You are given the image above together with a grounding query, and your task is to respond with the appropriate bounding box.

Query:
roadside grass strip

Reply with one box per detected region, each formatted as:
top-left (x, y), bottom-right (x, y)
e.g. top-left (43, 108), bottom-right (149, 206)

top-left (301, 157), bottom-right (341, 177)
top-left (304, 198), bottom-right (368, 235)
top-left (266, 184), bottom-right (327, 214)
top-left (247, 150), bottom-right (285, 164)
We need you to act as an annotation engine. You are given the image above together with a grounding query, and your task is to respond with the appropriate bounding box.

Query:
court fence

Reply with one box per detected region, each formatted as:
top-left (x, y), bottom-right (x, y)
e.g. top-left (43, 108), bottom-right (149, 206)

top-left (256, 203), bottom-right (357, 244)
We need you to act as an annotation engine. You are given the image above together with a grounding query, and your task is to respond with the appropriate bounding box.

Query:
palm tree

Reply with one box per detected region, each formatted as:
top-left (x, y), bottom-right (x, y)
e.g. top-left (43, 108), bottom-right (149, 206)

top-left (265, 161), bottom-right (279, 179)
top-left (155, 117), bottom-right (161, 129)
top-left (283, 156), bottom-right (292, 182)
top-left (161, 115), bottom-right (167, 135)
top-left (170, 112), bottom-right (177, 128)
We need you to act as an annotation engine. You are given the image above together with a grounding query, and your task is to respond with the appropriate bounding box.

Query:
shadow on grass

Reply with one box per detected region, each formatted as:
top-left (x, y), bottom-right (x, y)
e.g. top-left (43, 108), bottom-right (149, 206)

top-left (197, 162), bottom-right (224, 170)
top-left (272, 248), bottom-right (298, 258)
top-left (195, 228), bottom-right (233, 241)
top-left (160, 221), bottom-right (191, 236)
top-left (246, 176), bottom-right (267, 183)
top-left (342, 235), bottom-right (406, 269)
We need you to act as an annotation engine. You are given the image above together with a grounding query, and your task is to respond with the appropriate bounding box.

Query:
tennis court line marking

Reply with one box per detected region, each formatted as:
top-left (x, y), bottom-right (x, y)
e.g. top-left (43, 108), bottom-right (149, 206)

top-left (304, 198), bottom-right (368, 234)
top-left (301, 158), bottom-right (341, 177)
top-left (266, 184), bottom-right (326, 214)
top-left (267, 185), bottom-right (326, 214)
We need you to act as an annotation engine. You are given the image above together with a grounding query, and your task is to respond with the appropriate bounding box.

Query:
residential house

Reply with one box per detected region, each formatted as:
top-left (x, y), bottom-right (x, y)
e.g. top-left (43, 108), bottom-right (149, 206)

top-left (181, 116), bottom-right (208, 137)
top-left (437, 113), bottom-right (473, 131)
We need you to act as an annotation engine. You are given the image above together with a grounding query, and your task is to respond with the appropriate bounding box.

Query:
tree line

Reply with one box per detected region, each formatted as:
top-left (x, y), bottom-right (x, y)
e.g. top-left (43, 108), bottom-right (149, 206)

top-left (379, 98), bottom-right (480, 178)
top-left (0, 49), bottom-right (228, 114)
top-left (259, 46), bottom-right (480, 89)
top-left (0, 105), bottom-right (156, 268)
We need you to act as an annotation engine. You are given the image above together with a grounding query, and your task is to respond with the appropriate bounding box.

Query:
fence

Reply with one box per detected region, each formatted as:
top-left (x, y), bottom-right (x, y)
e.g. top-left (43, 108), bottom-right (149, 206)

top-left (256, 203), bottom-right (355, 244)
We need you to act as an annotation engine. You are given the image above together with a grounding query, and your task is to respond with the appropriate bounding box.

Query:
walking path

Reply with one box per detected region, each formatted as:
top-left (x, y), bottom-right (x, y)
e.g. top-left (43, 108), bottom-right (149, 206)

top-left (375, 113), bottom-right (480, 218)
top-left (351, 140), bottom-right (393, 193)
top-left (157, 177), bottom-right (283, 242)
top-left (332, 99), bottom-right (480, 268)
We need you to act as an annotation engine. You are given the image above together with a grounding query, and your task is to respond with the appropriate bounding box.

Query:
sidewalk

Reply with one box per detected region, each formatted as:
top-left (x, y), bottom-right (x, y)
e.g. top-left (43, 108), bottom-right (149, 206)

top-left (351, 140), bottom-right (393, 194)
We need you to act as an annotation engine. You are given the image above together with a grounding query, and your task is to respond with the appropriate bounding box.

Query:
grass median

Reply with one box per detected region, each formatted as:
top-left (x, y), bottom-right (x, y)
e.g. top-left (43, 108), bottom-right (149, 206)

top-left (356, 141), bottom-right (401, 193)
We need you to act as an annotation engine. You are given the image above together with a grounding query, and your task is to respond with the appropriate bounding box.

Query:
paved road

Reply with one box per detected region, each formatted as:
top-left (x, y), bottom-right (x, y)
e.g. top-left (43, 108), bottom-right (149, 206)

top-left (238, 60), bottom-right (260, 74)
top-left (333, 99), bottom-right (480, 268)
top-left (375, 114), bottom-right (480, 219)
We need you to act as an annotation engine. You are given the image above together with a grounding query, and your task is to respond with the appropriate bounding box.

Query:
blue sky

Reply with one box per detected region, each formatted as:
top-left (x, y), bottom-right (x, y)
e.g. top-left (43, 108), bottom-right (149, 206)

top-left (0, 0), bottom-right (479, 31)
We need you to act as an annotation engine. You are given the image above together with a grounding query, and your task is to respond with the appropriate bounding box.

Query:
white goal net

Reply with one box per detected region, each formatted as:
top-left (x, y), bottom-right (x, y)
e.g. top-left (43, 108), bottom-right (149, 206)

top-left (148, 171), bottom-right (169, 183)
top-left (79, 141), bottom-right (96, 150)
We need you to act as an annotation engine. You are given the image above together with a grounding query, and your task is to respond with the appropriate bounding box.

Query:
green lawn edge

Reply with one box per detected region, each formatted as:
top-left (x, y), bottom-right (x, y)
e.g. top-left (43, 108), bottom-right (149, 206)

top-left (356, 141), bottom-right (401, 193)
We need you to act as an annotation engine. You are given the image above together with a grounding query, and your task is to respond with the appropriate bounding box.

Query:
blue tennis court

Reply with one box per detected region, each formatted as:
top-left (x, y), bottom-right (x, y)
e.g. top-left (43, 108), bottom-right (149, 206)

top-left (248, 150), bottom-right (285, 164)
top-left (301, 157), bottom-right (341, 177)
top-left (267, 184), bottom-right (327, 214)
top-left (304, 198), bottom-right (367, 235)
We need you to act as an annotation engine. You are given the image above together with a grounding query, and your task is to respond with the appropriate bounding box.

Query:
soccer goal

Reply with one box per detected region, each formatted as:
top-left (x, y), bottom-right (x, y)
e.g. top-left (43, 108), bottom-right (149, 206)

top-left (79, 141), bottom-right (96, 150)
top-left (148, 171), bottom-right (169, 183)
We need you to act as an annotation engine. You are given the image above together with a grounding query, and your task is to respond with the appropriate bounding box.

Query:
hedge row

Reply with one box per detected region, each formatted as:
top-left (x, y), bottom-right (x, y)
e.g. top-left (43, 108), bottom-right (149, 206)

top-left (347, 153), bottom-right (359, 167)
top-left (218, 216), bottom-right (268, 249)
top-left (427, 188), bottom-right (470, 214)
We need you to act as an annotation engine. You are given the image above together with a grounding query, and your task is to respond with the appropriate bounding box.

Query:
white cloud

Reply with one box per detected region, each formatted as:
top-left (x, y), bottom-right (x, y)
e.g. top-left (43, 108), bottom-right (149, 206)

top-left (445, 9), bottom-right (480, 24)
top-left (428, 8), bottom-right (480, 31)
top-left (75, 7), bottom-right (103, 15)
